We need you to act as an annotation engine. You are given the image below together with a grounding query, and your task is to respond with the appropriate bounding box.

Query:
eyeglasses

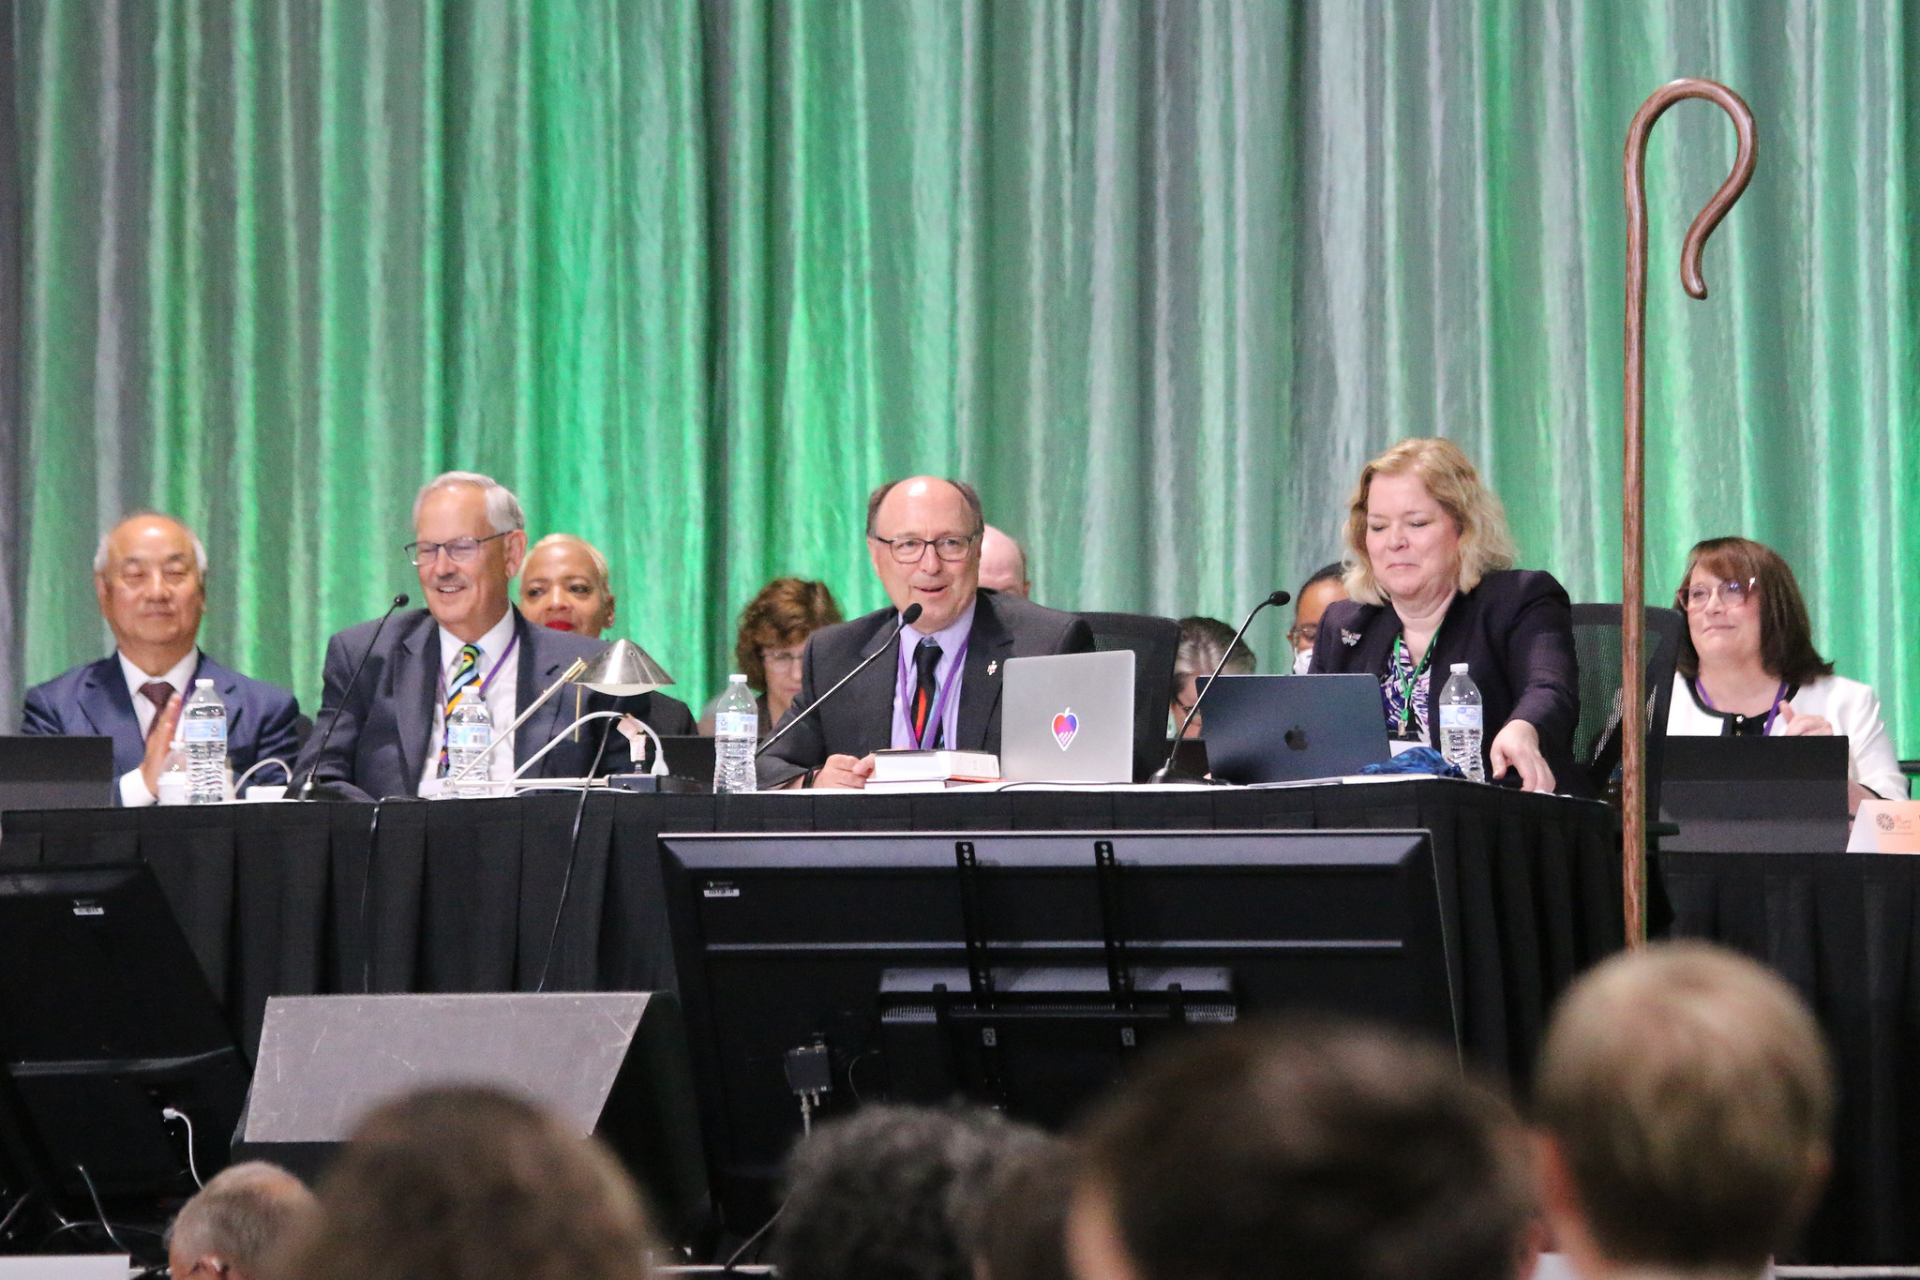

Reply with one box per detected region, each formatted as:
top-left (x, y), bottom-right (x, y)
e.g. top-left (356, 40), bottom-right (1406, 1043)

top-left (869, 533), bottom-right (977, 564)
top-left (1680, 578), bottom-right (1756, 611)
top-left (760, 648), bottom-right (805, 670)
top-left (1288, 622), bottom-right (1320, 647)
top-left (405, 531), bottom-right (511, 567)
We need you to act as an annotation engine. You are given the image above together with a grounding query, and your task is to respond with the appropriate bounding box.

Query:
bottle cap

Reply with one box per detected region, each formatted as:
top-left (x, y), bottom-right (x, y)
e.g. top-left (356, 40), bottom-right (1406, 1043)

top-left (1450, 663), bottom-right (1469, 674)
top-left (730, 673), bottom-right (748, 683)
top-left (196, 678), bottom-right (215, 688)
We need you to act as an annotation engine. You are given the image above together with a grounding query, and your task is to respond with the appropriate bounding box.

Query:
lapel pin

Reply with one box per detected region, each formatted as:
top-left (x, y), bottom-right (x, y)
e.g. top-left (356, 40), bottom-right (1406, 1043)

top-left (1341, 628), bottom-right (1362, 647)
top-left (987, 660), bottom-right (999, 676)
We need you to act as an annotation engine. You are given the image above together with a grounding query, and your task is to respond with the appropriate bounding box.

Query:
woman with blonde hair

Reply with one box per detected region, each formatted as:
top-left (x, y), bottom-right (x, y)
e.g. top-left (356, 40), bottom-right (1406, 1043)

top-left (519, 533), bottom-right (617, 638)
top-left (1308, 437), bottom-right (1580, 793)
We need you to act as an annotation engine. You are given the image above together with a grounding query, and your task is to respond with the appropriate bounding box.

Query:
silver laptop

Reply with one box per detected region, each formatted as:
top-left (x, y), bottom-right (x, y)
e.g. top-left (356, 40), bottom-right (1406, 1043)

top-left (1199, 674), bottom-right (1392, 784)
top-left (1000, 651), bottom-right (1136, 783)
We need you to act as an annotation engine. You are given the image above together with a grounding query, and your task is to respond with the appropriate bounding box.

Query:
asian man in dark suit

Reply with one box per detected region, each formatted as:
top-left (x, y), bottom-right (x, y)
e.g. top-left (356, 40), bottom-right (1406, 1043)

top-left (21, 512), bottom-right (303, 804)
top-left (293, 472), bottom-right (694, 802)
top-left (757, 476), bottom-right (1094, 789)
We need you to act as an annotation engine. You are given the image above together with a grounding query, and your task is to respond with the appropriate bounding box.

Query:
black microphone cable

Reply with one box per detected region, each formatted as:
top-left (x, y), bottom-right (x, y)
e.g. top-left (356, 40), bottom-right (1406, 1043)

top-left (535, 714), bottom-right (617, 993)
top-left (1154, 589), bottom-right (1291, 782)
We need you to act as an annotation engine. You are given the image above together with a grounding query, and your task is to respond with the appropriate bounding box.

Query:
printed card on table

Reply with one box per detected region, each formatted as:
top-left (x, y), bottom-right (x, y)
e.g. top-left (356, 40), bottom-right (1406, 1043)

top-left (1846, 800), bottom-right (1920, 853)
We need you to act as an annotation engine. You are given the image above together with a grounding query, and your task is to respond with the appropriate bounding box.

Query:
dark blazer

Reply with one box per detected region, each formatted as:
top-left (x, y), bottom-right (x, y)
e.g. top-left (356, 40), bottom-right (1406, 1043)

top-left (758, 588), bottom-right (1096, 786)
top-left (293, 607), bottom-right (696, 802)
top-left (1307, 569), bottom-right (1583, 794)
top-left (21, 652), bottom-right (303, 797)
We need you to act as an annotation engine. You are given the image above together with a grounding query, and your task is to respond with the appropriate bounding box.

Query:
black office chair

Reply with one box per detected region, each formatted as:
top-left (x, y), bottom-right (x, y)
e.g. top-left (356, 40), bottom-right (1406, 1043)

top-left (1570, 604), bottom-right (1685, 818)
top-left (1079, 611), bottom-right (1180, 782)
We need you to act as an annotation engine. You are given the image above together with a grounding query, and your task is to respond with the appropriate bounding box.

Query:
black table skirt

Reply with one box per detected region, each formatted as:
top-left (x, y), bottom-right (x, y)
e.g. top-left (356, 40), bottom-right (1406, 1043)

top-left (1659, 850), bottom-right (1920, 1264)
top-left (0, 781), bottom-right (1623, 1090)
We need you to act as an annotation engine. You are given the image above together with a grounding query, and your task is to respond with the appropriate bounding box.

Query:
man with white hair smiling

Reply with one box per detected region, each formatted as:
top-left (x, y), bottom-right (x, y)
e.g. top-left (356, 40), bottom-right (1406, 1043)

top-left (22, 511), bottom-right (302, 804)
top-left (294, 470), bottom-right (693, 801)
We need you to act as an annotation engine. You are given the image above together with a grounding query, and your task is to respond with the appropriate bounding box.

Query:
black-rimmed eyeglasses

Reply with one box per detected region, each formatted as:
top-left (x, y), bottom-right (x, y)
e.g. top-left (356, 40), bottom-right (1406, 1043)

top-left (869, 533), bottom-right (977, 564)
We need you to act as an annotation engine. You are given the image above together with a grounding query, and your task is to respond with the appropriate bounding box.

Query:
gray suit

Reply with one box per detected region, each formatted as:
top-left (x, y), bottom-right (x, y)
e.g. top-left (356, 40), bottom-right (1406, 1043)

top-left (757, 588), bottom-right (1094, 786)
top-left (295, 607), bottom-right (695, 801)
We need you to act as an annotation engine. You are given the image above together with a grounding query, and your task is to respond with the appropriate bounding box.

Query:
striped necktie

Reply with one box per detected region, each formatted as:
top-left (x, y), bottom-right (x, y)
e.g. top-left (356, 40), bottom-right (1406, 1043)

top-left (437, 643), bottom-right (484, 776)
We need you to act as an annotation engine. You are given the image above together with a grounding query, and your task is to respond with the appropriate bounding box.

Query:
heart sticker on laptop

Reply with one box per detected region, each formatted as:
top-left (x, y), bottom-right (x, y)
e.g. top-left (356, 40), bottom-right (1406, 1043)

top-left (1051, 709), bottom-right (1079, 750)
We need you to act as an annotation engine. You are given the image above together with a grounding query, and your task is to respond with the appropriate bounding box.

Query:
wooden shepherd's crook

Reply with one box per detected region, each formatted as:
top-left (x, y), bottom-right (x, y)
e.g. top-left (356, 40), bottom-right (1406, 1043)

top-left (1621, 80), bottom-right (1756, 947)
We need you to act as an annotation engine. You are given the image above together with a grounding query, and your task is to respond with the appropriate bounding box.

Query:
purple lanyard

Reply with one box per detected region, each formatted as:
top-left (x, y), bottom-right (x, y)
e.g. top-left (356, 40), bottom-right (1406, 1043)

top-left (1694, 676), bottom-right (1788, 734)
top-left (896, 631), bottom-right (969, 749)
top-left (438, 629), bottom-right (521, 709)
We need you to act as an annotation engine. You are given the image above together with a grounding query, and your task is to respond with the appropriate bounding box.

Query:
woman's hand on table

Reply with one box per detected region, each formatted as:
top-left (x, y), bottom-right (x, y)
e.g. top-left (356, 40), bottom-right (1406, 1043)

top-left (1488, 719), bottom-right (1555, 793)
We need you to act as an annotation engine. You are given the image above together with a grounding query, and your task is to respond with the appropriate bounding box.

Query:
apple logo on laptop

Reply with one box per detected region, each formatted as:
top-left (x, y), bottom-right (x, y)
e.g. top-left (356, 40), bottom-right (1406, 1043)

top-left (1284, 726), bottom-right (1309, 752)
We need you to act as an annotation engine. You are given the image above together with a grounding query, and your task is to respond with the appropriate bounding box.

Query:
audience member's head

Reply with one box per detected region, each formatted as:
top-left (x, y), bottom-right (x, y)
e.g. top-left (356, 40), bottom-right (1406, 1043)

top-left (166, 1161), bottom-right (316, 1280)
top-left (866, 477), bottom-right (986, 636)
top-left (970, 1135), bottom-right (1078, 1280)
top-left (1068, 1019), bottom-right (1535, 1280)
top-left (410, 472), bottom-right (529, 644)
top-left (772, 1103), bottom-right (1048, 1280)
top-left (979, 526), bottom-right (1032, 599)
top-left (520, 533), bottom-right (617, 637)
top-left (1171, 616), bottom-right (1256, 737)
top-left (1533, 942), bottom-right (1834, 1280)
top-left (1290, 563), bottom-right (1348, 671)
top-left (277, 1085), bottom-right (657, 1280)
top-left (734, 577), bottom-right (844, 725)
top-left (94, 512), bottom-right (209, 673)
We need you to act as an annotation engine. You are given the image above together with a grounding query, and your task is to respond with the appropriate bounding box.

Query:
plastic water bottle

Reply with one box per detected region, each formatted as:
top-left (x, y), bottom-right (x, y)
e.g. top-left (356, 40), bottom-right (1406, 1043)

top-left (1438, 663), bottom-right (1485, 783)
top-left (182, 679), bottom-right (229, 804)
top-left (445, 697), bottom-right (493, 793)
top-left (713, 674), bottom-right (759, 794)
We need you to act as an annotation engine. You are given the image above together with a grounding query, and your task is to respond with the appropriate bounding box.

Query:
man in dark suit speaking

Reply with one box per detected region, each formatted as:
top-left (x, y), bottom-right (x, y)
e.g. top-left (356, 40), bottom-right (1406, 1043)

top-left (22, 512), bottom-right (302, 804)
top-left (294, 471), bottom-right (694, 801)
top-left (758, 476), bottom-right (1093, 789)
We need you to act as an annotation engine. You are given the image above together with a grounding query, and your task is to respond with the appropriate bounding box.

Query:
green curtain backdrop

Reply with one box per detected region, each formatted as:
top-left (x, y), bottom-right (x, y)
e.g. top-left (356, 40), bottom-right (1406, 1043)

top-left (3, 0), bottom-right (1915, 755)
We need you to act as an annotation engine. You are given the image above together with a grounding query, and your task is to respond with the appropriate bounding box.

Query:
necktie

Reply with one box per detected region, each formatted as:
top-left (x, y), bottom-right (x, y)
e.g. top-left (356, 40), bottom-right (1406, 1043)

top-left (138, 681), bottom-right (175, 728)
top-left (912, 638), bottom-right (943, 749)
top-left (438, 643), bottom-right (484, 776)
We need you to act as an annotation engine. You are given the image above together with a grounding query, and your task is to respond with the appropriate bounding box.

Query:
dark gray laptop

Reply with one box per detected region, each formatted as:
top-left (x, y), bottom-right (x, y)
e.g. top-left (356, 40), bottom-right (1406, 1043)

top-left (1198, 674), bottom-right (1392, 785)
top-left (1659, 736), bottom-right (1850, 852)
top-left (0, 735), bottom-right (116, 811)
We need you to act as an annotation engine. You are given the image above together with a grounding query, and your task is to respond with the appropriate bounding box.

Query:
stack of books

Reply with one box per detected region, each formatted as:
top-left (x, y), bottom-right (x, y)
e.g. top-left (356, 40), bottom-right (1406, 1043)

top-left (863, 749), bottom-right (1002, 793)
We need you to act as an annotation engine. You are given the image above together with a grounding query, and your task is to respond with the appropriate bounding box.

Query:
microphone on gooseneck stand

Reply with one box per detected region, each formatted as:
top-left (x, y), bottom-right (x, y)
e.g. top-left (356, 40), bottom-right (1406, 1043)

top-left (756, 603), bottom-right (923, 760)
top-left (1152, 589), bottom-right (1292, 784)
top-left (298, 593), bottom-right (411, 800)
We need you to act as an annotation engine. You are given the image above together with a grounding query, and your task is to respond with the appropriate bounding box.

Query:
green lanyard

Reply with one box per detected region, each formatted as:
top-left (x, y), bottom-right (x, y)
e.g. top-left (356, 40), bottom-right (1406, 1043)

top-left (1391, 635), bottom-right (1432, 737)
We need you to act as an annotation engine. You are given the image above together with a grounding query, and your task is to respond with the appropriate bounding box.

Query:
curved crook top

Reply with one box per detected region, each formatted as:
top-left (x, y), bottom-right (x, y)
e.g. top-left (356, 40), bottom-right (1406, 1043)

top-left (1624, 79), bottom-right (1757, 299)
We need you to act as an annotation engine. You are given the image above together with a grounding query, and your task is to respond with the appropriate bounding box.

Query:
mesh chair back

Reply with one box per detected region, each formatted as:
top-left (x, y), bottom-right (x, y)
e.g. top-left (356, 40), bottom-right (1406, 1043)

top-left (1570, 604), bottom-right (1685, 817)
top-left (1079, 612), bottom-right (1181, 782)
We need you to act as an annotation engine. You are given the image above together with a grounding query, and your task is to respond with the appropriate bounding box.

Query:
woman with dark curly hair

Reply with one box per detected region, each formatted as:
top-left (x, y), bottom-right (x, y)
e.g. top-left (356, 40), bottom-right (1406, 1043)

top-left (703, 578), bottom-right (844, 737)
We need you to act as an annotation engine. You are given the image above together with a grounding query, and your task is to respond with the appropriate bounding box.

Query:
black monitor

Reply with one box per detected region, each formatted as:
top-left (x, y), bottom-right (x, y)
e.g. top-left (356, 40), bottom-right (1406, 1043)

top-left (660, 828), bottom-right (1455, 1227)
top-left (0, 864), bottom-right (246, 1212)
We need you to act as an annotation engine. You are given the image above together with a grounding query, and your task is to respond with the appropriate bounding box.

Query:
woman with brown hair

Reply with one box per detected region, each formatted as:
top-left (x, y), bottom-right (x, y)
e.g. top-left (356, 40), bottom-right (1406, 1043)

top-left (1308, 437), bottom-right (1580, 793)
top-left (703, 577), bottom-right (844, 736)
top-left (1668, 536), bottom-right (1904, 810)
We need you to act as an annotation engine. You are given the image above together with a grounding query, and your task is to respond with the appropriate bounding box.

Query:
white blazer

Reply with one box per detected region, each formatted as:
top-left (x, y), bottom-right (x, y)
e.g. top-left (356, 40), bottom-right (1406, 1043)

top-left (1667, 672), bottom-right (1909, 800)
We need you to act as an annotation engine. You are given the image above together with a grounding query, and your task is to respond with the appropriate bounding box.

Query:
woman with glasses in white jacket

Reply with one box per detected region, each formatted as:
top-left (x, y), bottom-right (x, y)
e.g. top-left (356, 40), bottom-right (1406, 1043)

top-left (1669, 536), bottom-right (1906, 814)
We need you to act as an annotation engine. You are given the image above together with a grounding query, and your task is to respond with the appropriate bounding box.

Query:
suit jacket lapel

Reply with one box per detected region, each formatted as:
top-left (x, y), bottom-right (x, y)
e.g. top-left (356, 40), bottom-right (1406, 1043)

top-left (845, 614), bottom-right (903, 750)
top-left (78, 658), bottom-right (143, 771)
top-left (514, 611), bottom-right (571, 773)
top-left (954, 596), bottom-right (1015, 752)
top-left (395, 614), bottom-right (438, 788)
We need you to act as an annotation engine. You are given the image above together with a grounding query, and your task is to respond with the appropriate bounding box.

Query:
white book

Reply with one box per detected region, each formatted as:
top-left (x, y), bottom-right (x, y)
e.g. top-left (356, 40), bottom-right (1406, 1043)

top-left (869, 749), bottom-right (1001, 783)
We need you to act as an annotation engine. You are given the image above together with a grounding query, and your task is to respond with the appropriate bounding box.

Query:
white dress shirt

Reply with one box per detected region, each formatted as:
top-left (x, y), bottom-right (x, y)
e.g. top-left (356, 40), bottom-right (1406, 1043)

top-left (116, 647), bottom-right (200, 807)
top-left (890, 601), bottom-right (976, 751)
top-left (418, 610), bottom-right (521, 797)
top-left (1668, 672), bottom-right (1909, 800)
